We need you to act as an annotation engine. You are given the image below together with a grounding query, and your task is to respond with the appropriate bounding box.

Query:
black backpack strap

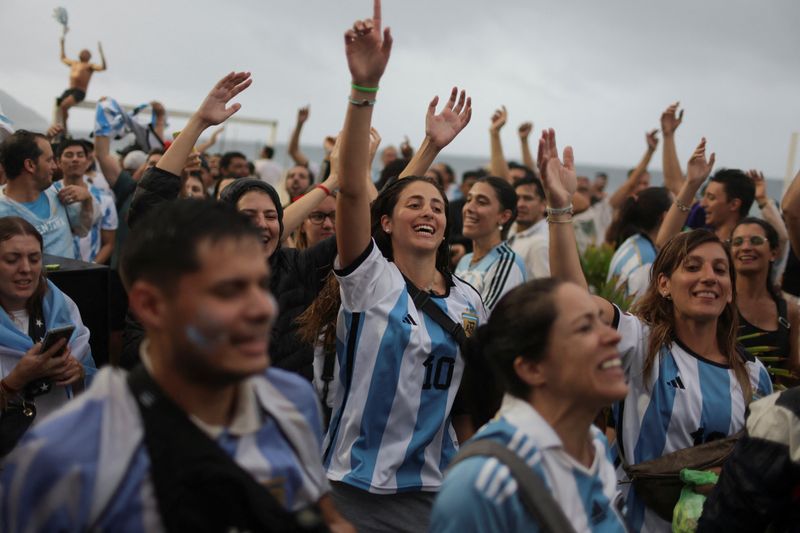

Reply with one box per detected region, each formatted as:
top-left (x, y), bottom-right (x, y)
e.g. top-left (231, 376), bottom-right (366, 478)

top-left (450, 439), bottom-right (577, 533)
top-left (404, 276), bottom-right (468, 349)
top-left (127, 365), bottom-right (326, 533)
top-left (777, 297), bottom-right (791, 330)
top-left (320, 344), bottom-right (336, 426)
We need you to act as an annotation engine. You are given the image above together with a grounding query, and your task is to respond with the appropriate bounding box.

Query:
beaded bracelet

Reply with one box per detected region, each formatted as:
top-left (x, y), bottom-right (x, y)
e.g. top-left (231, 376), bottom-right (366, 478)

top-left (349, 97), bottom-right (376, 107)
top-left (546, 204), bottom-right (574, 217)
top-left (675, 199), bottom-right (691, 212)
top-left (547, 215), bottom-right (574, 225)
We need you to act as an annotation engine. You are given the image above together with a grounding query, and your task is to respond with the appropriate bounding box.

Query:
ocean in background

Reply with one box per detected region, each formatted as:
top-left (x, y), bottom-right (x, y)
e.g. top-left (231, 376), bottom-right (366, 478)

top-left (94, 133), bottom-right (788, 202)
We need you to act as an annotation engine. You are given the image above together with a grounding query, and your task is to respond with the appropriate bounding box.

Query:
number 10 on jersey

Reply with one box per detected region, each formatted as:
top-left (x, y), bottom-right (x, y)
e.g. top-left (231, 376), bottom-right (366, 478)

top-left (422, 355), bottom-right (456, 390)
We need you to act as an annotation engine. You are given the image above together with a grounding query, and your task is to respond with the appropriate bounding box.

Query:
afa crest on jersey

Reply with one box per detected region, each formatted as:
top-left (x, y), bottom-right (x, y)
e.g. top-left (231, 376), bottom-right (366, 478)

top-left (462, 312), bottom-right (478, 337)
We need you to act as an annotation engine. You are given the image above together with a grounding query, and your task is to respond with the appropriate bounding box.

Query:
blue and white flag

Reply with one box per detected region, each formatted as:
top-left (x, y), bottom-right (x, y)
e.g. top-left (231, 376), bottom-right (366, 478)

top-left (93, 98), bottom-right (164, 151)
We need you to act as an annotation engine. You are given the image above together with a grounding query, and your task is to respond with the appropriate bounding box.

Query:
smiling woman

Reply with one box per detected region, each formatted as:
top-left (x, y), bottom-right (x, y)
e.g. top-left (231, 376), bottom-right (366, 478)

top-left (540, 128), bottom-right (773, 532)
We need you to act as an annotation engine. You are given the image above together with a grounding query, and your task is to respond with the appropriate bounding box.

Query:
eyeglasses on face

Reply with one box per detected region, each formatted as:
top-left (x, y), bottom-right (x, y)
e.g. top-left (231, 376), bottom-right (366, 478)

top-left (308, 211), bottom-right (336, 225)
top-left (731, 235), bottom-right (767, 247)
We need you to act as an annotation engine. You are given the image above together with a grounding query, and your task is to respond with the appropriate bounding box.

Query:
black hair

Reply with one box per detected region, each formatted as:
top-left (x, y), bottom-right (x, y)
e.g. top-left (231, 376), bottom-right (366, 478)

top-left (461, 278), bottom-right (565, 423)
top-left (474, 176), bottom-right (518, 239)
top-left (376, 158), bottom-right (410, 191)
top-left (247, 161), bottom-right (255, 176)
top-left (56, 139), bottom-right (88, 159)
top-left (461, 168), bottom-right (488, 184)
top-left (0, 130), bottom-right (47, 179)
top-left (732, 216), bottom-right (782, 300)
top-left (262, 145), bottom-right (274, 159)
top-left (371, 176), bottom-right (451, 273)
top-left (508, 161), bottom-right (537, 183)
top-left (219, 178), bottom-right (285, 242)
top-left (513, 176), bottom-right (545, 202)
top-left (606, 187), bottom-right (672, 248)
top-left (710, 169), bottom-right (756, 217)
top-left (80, 139), bottom-right (94, 153)
top-left (120, 199), bottom-right (262, 291)
top-left (436, 162), bottom-right (455, 182)
top-left (220, 151), bottom-right (247, 171)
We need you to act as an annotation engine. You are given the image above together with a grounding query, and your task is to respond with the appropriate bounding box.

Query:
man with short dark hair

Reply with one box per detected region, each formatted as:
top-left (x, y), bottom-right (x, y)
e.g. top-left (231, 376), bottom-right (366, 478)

top-left (0, 197), bottom-right (351, 531)
top-left (700, 168), bottom-right (756, 241)
top-left (52, 140), bottom-right (118, 264)
top-left (0, 131), bottom-right (97, 259)
top-left (220, 151), bottom-right (250, 179)
top-left (507, 176), bottom-right (550, 278)
top-left (255, 144), bottom-right (283, 187)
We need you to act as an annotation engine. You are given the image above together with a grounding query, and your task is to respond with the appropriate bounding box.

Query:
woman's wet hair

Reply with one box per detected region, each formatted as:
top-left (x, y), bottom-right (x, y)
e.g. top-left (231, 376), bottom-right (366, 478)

top-left (606, 187), bottom-right (672, 248)
top-left (473, 176), bottom-right (518, 240)
top-left (370, 176), bottom-right (452, 273)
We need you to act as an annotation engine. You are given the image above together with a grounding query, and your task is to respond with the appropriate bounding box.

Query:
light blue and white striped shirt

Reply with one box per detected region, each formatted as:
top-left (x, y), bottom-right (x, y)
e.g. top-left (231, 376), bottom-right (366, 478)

top-left (456, 242), bottom-right (527, 313)
top-left (52, 180), bottom-right (118, 263)
top-left (0, 365), bottom-right (330, 531)
top-left (607, 233), bottom-right (658, 301)
top-left (324, 240), bottom-right (487, 494)
top-left (431, 395), bottom-right (627, 533)
top-left (612, 307), bottom-right (773, 532)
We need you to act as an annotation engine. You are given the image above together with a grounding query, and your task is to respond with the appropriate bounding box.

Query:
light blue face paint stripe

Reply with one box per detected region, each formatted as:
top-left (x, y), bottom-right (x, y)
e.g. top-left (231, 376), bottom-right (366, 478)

top-left (395, 300), bottom-right (459, 488)
top-left (343, 292), bottom-right (412, 487)
top-left (697, 362), bottom-right (732, 442)
top-left (633, 347), bottom-right (678, 464)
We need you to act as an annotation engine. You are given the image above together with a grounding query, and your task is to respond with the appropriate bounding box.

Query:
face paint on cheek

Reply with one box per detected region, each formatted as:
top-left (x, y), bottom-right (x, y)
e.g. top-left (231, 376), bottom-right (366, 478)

top-left (184, 310), bottom-right (230, 353)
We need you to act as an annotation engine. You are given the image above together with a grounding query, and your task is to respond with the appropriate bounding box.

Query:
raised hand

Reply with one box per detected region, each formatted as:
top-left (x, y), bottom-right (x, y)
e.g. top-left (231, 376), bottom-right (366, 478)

top-left (746, 169), bottom-right (768, 202)
top-left (425, 87), bottom-right (472, 150)
top-left (400, 135), bottom-right (413, 158)
top-left (194, 71), bottom-right (252, 128)
top-left (518, 122), bottom-right (533, 139)
top-left (344, 0), bottom-right (393, 86)
top-left (537, 128), bottom-right (576, 209)
top-left (368, 128), bottom-right (382, 163)
top-left (661, 102), bottom-right (684, 136)
top-left (686, 138), bottom-right (716, 184)
top-left (646, 129), bottom-right (659, 151)
top-left (150, 101), bottom-right (166, 118)
top-left (489, 106), bottom-right (507, 134)
top-left (57, 185), bottom-right (91, 205)
top-left (297, 106), bottom-right (310, 125)
top-left (210, 126), bottom-right (225, 142)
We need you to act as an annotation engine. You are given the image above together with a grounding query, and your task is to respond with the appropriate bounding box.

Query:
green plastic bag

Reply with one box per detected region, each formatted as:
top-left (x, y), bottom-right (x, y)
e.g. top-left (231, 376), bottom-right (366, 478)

top-left (672, 469), bottom-right (719, 533)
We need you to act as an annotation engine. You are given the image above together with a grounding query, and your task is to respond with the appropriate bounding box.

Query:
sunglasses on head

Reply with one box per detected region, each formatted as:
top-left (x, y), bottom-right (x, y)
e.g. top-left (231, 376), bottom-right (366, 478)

top-left (731, 235), bottom-right (767, 247)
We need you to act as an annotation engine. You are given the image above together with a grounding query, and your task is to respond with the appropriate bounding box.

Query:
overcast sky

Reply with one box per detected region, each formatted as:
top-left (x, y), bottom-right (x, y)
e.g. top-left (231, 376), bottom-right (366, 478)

top-left (2, 0), bottom-right (798, 179)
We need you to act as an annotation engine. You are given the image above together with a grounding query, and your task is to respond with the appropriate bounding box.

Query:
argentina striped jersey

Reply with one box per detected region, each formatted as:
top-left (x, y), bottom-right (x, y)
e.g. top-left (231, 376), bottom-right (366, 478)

top-left (607, 233), bottom-right (657, 301)
top-left (612, 308), bottom-right (773, 532)
top-left (324, 240), bottom-right (486, 494)
top-left (53, 180), bottom-right (118, 262)
top-left (0, 366), bottom-right (330, 531)
top-left (455, 242), bottom-right (527, 313)
top-left (431, 395), bottom-right (627, 532)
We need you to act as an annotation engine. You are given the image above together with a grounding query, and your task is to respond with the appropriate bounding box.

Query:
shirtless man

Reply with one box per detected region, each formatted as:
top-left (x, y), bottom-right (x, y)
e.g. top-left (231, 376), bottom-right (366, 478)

top-left (58, 33), bottom-right (107, 130)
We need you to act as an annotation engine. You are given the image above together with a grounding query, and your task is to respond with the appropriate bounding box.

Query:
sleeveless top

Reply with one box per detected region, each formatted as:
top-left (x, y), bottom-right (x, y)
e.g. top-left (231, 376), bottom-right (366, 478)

top-left (738, 296), bottom-right (792, 382)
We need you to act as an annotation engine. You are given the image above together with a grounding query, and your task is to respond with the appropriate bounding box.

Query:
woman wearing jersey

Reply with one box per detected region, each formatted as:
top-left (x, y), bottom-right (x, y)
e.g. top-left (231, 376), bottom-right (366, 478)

top-left (731, 217), bottom-right (799, 386)
top-left (323, 3), bottom-right (481, 531)
top-left (605, 187), bottom-right (672, 302)
top-left (542, 130), bottom-right (772, 532)
top-left (431, 278), bottom-right (629, 532)
top-left (456, 177), bottom-right (527, 313)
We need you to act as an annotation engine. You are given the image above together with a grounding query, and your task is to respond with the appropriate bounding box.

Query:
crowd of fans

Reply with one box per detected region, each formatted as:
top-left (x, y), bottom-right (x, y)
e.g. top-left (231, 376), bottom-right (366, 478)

top-left (0, 1), bottom-right (798, 531)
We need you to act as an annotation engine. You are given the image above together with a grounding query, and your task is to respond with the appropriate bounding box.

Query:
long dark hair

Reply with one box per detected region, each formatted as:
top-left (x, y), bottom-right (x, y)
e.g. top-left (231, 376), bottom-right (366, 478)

top-left (371, 176), bottom-right (452, 273)
top-left (0, 217), bottom-right (47, 315)
top-left (473, 176), bottom-right (518, 240)
top-left (606, 187), bottom-right (672, 248)
top-left (633, 230), bottom-right (752, 402)
top-left (732, 217), bottom-right (781, 300)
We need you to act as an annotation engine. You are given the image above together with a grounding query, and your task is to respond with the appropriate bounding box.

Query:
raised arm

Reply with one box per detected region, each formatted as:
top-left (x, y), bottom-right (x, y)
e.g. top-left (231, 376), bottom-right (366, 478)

top-left (59, 36), bottom-right (73, 65)
top-left (608, 130), bottom-right (658, 210)
top-left (782, 169), bottom-right (800, 254)
top-left (489, 106), bottom-right (510, 181)
top-left (519, 121), bottom-right (535, 171)
top-left (399, 87), bottom-right (472, 179)
top-left (157, 72), bottom-right (252, 176)
top-left (655, 138), bottom-right (715, 248)
top-left (748, 169), bottom-right (789, 256)
top-left (288, 106), bottom-right (311, 167)
top-left (337, 0), bottom-right (392, 268)
top-left (540, 129), bottom-right (615, 318)
top-left (150, 101), bottom-right (167, 142)
top-left (94, 41), bottom-right (107, 71)
top-left (94, 135), bottom-right (122, 187)
top-left (661, 102), bottom-right (685, 196)
top-left (283, 137), bottom-right (341, 237)
top-left (196, 126), bottom-right (225, 154)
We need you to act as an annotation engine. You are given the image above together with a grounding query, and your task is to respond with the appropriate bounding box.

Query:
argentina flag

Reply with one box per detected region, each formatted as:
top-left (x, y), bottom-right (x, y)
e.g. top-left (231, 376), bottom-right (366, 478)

top-left (0, 279), bottom-right (96, 421)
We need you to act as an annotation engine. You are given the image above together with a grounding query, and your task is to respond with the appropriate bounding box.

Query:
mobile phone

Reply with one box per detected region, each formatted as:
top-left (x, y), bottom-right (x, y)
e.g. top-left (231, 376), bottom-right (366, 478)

top-left (39, 325), bottom-right (75, 357)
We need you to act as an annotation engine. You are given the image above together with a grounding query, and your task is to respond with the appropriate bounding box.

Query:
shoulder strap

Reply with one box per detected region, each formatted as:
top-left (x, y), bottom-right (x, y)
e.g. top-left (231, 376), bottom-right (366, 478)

top-left (404, 276), bottom-right (467, 349)
top-left (450, 439), bottom-right (577, 533)
top-left (777, 297), bottom-right (791, 330)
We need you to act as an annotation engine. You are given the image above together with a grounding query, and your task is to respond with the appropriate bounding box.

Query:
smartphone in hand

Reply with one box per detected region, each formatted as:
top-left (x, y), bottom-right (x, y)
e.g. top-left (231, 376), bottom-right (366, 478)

top-left (39, 325), bottom-right (75, 358)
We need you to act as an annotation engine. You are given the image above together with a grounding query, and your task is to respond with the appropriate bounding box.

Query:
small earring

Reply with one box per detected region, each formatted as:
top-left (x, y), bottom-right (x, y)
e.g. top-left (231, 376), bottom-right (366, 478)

top-left (384, 227), bottom-right (391, 234)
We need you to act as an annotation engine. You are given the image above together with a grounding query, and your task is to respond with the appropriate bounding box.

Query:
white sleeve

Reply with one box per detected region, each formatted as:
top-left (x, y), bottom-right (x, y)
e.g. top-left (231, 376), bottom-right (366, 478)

top-left (613, 306), bottom-right (649, 376)
top-left (527, 238), bottom-right (551, 278)
top-left (482, 255), bottom-right (526, 312)
top-left (334, 240), bottom-right (398, 313)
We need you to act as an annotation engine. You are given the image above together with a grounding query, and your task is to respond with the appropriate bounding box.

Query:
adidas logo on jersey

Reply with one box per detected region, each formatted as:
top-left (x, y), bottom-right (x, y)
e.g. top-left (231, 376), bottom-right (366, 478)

top-left (402, 314), bottom-right (417, 326)
top-left (667, 375), bottom-right (685, 389)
